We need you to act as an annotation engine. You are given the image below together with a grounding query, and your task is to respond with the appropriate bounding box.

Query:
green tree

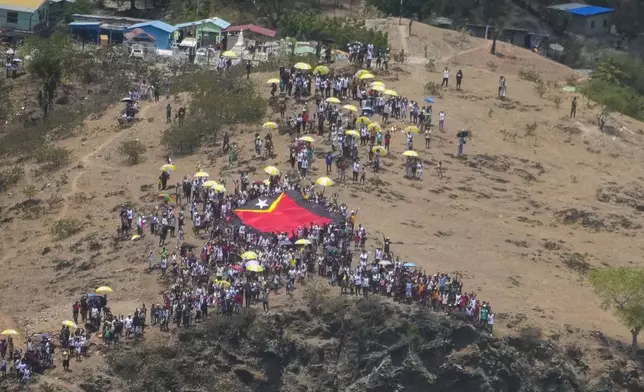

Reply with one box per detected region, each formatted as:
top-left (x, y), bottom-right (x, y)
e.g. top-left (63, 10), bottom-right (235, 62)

top-left (24, 33), bottom-right (75, 119)
top-left (118, 140), bottom-right (147, 164)
top-left (484, 0), bottom-right (508, 55)
top-left (589, 267), bottom-right (644, 353)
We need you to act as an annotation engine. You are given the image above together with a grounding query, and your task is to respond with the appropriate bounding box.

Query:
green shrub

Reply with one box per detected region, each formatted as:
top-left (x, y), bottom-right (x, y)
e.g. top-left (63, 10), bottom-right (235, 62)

top-left (424, 81), bottom-right (442, 97)
top-left (34, 144), bottom-right (73, 170)
top-left (279, 11), bottom-right (389, 48)
top-left (162, 121), bottom-right (204, 154)
top-left (0, 166), bottom-right (23, 193)
top-left (51, 218), bottom-right (82, 240)
top-left (118, 139), bottom-right (147, 165)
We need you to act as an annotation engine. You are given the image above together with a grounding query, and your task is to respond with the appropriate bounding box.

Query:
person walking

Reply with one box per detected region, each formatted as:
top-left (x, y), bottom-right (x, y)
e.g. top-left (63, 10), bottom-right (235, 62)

top-left (570, 96), bottom-right (577, 118)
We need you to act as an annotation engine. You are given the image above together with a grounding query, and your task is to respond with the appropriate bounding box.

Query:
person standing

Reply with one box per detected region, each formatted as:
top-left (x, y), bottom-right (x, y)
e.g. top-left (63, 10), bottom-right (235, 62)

top-left (246, 60), bottom-right (252, 79)
top-left (441, 67), bottom-right (450, 87)
top-left (457, 130), bottom-right (466, 157)
top-left (439, 110), bottom-right (445, 131)
top-left (456, 70), bottom-right (463, 90)
top-left (62, 349), bottom-right (70, 371)
top-left (424, 128), bottom-right (431, 148)
top-left (262, 288), bottom-right (270, 314)
top-left (436, 161), bottom-right (443, 179)
top-left (166, 103), bottom-right (172, 123)
top-left (570, 96), bottom-right (577, 118)
top-left (148, 250), bottom-right (155, 270)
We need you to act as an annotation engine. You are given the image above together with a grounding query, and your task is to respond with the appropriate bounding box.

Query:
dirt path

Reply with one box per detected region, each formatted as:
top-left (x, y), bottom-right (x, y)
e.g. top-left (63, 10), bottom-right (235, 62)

top-left (56, 103), bottom-right (158, 220)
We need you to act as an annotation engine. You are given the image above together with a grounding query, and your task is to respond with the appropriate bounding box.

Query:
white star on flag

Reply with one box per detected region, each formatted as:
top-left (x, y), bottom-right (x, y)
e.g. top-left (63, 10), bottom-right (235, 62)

top-left (256, 199), bottom-right (269, 209)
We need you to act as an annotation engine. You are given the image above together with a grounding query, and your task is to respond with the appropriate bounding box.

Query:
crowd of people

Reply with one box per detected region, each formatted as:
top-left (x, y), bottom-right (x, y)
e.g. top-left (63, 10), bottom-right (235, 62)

top-left (1, 42), bottom-right (488, 386)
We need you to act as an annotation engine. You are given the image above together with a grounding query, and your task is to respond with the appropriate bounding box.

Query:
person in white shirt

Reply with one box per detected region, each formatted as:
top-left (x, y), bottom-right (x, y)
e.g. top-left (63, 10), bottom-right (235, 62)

top-left (441, 67), bottom-right (450, 87)
top-left (439, 110), bottom-right (445, 130)
top-left (487, 313), bottom-right (495, 333)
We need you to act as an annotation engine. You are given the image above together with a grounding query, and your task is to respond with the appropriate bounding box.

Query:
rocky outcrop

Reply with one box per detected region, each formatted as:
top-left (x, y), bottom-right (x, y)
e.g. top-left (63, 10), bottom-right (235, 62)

top-left (103, 287), bottom-right (644, 392)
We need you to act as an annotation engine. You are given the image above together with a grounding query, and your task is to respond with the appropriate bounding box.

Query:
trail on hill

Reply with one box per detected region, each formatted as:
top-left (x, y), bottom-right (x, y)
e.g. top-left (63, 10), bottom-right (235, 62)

top-left (56, 103), bottom-right (159, 220)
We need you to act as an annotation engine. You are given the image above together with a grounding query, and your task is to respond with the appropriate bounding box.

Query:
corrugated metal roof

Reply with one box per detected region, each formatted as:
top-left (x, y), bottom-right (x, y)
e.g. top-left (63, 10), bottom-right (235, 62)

top-left (127, 20), bottom-right (177, 33)
top-left (0, 0), bottom-right (46, 12)
top-left (548, 3), bottom-right (587, 10)
top-left (175, 17), bottom-right (230, 30)
top-left (224, 24), bottom-right (276, 38)
top-left (567, 5), bottom-right (613, 15)
top-left (69, 22), bottom-right (101, 27)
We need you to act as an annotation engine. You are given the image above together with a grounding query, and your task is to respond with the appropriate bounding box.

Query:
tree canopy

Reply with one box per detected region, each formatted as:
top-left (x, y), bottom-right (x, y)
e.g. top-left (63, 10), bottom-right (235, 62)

top-left (589, 267), bottom-right (644, 353)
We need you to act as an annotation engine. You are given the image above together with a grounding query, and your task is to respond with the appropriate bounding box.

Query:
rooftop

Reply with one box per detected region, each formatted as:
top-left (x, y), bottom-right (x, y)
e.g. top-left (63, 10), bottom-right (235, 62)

top-left (128, 20), bottom-right (177, 34)
top-left (175, 17), bottom-right (231, 30)
top-left (0, 0), bottom-right (47, 12)
top-left (548, 3), bottom-right (614, 16)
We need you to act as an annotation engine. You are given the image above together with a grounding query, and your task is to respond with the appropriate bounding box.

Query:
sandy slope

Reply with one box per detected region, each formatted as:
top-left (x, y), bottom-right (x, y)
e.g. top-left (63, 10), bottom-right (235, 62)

top-left (1, 18), bottom-right (644, 387)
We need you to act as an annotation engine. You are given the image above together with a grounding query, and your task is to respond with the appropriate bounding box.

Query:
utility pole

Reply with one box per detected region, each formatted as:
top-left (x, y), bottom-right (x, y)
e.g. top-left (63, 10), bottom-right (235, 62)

top-left (399, 0), bottom-right (403, 25)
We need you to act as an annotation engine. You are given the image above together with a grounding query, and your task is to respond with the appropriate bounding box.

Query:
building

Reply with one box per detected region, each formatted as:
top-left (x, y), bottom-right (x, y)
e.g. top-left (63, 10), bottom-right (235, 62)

top-left (174, 17), bottom-right (230, 47)
top-left (69, 14), bottom-right (149, 45)
top-left (548, 3), bottom-right (614, 36)
top-left (466, 24), bottom-right (548, 50)
top-left (124, 20), bottom-right (177, 50)
top-left (0, 0), bottom-right (49, 35)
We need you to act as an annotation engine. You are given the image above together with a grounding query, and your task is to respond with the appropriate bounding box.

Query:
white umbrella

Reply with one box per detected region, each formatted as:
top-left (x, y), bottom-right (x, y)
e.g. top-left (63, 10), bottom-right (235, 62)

top-left (378, 260), bottom-right (393, 266)
top-left (122, 97), bottom-right (133, 102)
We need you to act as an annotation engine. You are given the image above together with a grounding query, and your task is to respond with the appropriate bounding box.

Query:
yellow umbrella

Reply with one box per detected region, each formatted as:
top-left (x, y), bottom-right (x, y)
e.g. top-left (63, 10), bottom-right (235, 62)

top-left (264, 166), bottom-right (280, 176)
top-left (355, 116), bottom-right (371, 125)
top-left (96, 286), bottom-right (113, 294)
top-left (359, 73), bottom-right (375, 80)
top-left (298, 136), bottom-right (315, 143)
top-left (262, 121), bottom-right (278, 129)
top-left (355, 69), bottom-right (370, 78)
top-left (266, 78), bottom-right (280, 84)
top-left (262, 179), bottom-right (271, 186)
top-left (402, 150), bottom-right (419, 157)
top-left (325, 97), bottom-right (341, 104)
top-left (130, 234), bottom-right (141, 241)
top-left (295, 239), bottom-right (312, 245)
top-left (241, 251), bottom-right (258, 260)
top-left (247, 264), bottom-right (264, 272)
top-left (372, 146), bottom-right (387, 156)
top-left (222, 50), bottom-right (237, 58)
top-left (371, 85), bottom-right (385, 92)
top-left (62, 320), bottom-right (77, 329)
top-left (1, 329), bottom-right (18, 335)
top-left (215, 280), bottom-right (231, 288)
top-left (370, 81), bottom-right (385, 87)
top-left (315, 177), bottom-right (334, 187)
top-left (343, 104), bottom-right (358, 112)
top-left (160, 164), bottom-right (176, 172)
top-left (405, 125), bottom-right (420, 134)
top-left (203, 180), bottom-right (219, 188)
top-left (294, 62), bottom-right (312, 71)
top-left (345, 130), bottom-right (360, 137)
top-left (367, 123), bottom-right (381, 132)
top-left (213, 184), bottom-right (226, 193)
top-left (194, 171), bottom-right (210, 178)
top-left (313, 65), bottom-right (329, 75)
top-left (384, 89), bottom-right (398, 96)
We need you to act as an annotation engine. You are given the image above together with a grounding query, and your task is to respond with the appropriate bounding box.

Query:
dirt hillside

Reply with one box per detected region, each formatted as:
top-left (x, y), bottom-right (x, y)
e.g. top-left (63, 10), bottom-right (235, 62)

top-left (1, 18), bottom-right (644, 389)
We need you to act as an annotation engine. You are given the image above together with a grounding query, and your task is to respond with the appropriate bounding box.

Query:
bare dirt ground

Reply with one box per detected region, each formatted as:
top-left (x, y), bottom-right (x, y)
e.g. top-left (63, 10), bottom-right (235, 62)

top-left (2, 18), bottom-right (644, 387)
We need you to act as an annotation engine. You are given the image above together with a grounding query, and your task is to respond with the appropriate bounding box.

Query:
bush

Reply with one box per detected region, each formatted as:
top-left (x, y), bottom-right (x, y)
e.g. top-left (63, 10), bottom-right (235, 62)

top-left (553, 95), bottom-right (563, 109)
top-left (51, 218), bottom-right (82, 240)
top-left (34, 144), bottom-right (73, 170)
top-left (162, 71), bottom-right (266, 154)
top-left (533, 79), bottom-right (547, 98)
top-left (279, 11), bottom-right (389, 48)
top-left (518, 67), bottom-right (540, 82)
top-left (162, 121), bottom-right (204, 154)
top-left (118, 139), bottom-right (147, 165)
top-left (581, 79), bottom-right (644, 129)
top-left (0, 166), bottom-right (23, 193)
top-left (22, 185), bottom-right (38, 199)
top-left (424, 81), bottom-right (442, 97)
top-left (486, 61), bottom-right (498, 71)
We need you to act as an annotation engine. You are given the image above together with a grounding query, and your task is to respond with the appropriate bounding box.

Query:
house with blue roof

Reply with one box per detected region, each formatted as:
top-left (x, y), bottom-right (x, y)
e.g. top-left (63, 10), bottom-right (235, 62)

top-left (548, 3), bottom-right (614, 36)
top-left (174, 17), bottom-right (231, 47)
top-left (124, 20), bottom-right (177, 49)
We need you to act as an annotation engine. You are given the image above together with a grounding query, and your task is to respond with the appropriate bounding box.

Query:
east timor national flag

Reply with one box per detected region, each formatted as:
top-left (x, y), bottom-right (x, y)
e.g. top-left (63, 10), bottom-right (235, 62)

top-left (234, 190), bottom-right (337, 234)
